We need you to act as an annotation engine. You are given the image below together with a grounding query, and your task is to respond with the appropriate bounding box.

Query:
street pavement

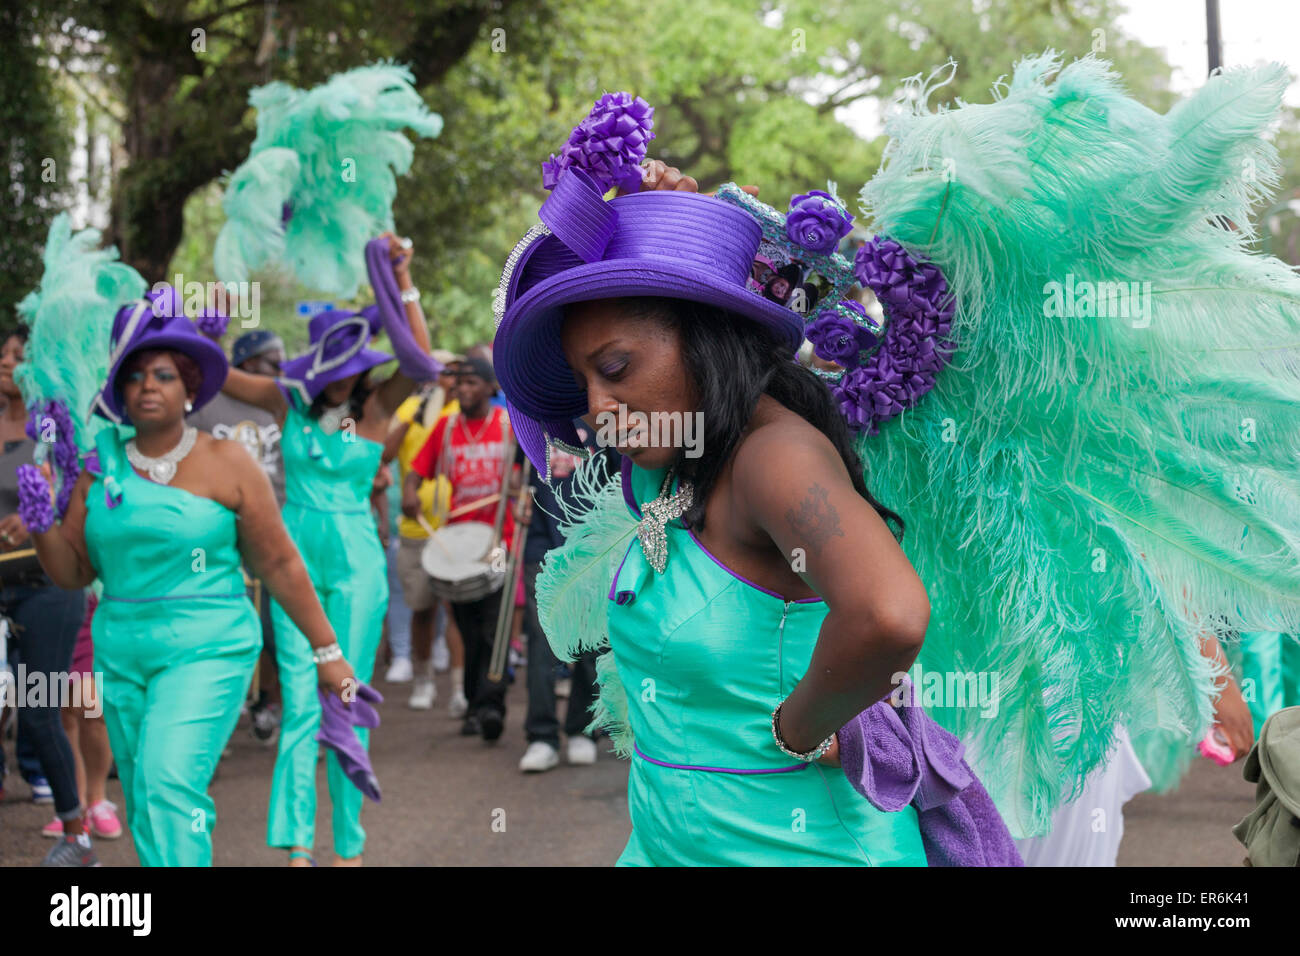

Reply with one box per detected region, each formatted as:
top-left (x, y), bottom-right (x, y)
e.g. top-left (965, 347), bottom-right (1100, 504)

top-left (0, 666), bottom-right (1260, 866)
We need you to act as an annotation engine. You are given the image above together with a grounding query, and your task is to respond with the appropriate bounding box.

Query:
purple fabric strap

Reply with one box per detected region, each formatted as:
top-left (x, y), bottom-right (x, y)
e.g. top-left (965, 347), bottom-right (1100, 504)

top-left (607, 539), bottom-right (637, 606)
top-left (634, 743), bottom-right (809, 776)
top-left (620, 455), bottom-right (641, 516)
top-left (364, 237), bottom-right (441, 383)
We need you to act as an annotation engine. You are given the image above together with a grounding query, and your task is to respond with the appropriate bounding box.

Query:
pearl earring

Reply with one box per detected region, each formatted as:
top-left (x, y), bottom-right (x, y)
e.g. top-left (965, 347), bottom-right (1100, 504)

top-left (185, 400), bottom-right (194, 414)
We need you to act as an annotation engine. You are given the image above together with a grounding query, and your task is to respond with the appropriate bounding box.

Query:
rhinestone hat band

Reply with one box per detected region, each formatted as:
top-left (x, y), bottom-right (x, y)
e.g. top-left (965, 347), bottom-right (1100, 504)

top-left (494, 223), bottom-right (553, 329)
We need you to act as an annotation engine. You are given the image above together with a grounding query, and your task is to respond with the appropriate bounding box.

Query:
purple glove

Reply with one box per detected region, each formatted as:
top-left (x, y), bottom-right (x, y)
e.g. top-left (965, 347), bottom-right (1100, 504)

top-left (315, 682), bottom-right (384, 803)
top-left (365, 237), bottom-right (441, 383)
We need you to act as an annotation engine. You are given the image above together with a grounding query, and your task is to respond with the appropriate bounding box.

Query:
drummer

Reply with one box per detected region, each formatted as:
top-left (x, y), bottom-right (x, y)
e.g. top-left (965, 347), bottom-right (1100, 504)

top-left (402, 356), bottom-right (524, 743)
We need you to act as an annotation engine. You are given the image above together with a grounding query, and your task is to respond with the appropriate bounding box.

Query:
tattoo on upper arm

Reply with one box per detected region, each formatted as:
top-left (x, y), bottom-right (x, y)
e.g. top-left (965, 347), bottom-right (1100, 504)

top-left (784, 483), bottom-right (845, 556)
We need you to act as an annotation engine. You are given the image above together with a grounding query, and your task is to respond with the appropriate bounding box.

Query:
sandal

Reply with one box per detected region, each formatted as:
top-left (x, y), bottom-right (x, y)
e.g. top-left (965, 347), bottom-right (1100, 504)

top-left (288, 850), bottom-right (316, 867)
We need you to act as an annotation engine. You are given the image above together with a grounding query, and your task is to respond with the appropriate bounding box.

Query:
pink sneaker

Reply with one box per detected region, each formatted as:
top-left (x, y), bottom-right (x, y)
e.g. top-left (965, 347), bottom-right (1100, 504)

top-left (41, 817), bottom-right (63, 839)
top-left (86, 800), bottom-right (123, 840)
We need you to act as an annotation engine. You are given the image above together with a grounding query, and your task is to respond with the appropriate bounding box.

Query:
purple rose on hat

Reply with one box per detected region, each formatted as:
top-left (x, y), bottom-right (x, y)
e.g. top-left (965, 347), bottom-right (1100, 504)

top-left (807, 302), bottom-right (877, 367)
top-left (785, 190), bottom-right (853, 255)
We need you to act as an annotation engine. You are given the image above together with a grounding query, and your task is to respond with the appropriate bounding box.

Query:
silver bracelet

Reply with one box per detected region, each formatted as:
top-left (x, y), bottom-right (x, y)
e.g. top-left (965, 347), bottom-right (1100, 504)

top-left (312, 642), bottom-right (343, 665)
top-left (771, 700), bottom-right (836, 762)
top-left (400, 287), bottom-right (420, 304)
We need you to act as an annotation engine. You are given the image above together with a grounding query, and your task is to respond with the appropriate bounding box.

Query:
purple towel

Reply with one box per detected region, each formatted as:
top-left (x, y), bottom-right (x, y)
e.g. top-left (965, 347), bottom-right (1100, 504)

top-left (315, 682), bottom-right (384, 803)
top-left (364, 237), bottom-right (441, 383)
top-left (837, 678), bottom-right (1022, 867)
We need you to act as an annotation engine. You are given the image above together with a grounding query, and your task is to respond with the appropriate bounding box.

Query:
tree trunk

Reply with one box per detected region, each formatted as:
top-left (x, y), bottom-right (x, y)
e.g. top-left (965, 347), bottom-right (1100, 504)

top-left (106, 1), bottom-right (523, 284)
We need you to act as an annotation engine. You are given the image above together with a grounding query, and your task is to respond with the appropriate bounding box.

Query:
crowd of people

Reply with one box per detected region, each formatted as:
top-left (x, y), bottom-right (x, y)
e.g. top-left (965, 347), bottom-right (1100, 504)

top-left (4, 55), bottom-right (1300, 871)
top-left (0, 228), bottom-right (614, 867)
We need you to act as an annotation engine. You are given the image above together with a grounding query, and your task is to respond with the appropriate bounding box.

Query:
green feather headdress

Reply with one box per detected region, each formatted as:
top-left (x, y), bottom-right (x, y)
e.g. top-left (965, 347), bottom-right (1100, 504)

top-left (214, 62), bottom-right (443, 297)
top-left (859, 53), bottom-right (1300, 836)
top-left (15, 213), bottom-right (145, 452)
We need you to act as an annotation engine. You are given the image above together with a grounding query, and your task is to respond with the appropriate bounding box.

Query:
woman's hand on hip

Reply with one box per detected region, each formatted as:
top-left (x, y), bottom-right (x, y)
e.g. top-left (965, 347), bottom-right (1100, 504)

top-left (815, 732), bottom-right (841, 768)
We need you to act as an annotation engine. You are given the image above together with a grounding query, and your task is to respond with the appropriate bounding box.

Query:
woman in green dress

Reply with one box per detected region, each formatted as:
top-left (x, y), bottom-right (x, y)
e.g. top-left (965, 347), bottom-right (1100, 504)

top-left (29, 289), bottom-right (355, 867)
top-left (494, 150), bottom-right (932, 864)
top-left (219, 233), bottom-right (436, 866)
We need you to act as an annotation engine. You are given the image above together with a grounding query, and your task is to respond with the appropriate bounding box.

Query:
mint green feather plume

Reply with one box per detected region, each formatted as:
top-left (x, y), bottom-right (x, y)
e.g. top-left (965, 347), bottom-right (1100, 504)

top-left (15, 213), bottom-right (145, 452)
top-left (212, 147), bottom-right (299, 289)
top-left (858, 53), bottom-right (1300, 837)
top-left (214, 63), bottom-right (443, 297)
top-left (535, 460), bottom-right (637, 755)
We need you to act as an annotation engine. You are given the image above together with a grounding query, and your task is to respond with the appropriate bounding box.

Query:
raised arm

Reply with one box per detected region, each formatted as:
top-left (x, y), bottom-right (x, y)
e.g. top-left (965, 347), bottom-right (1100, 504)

top-left (30, 470), bottom-right (97, 590)
top-left (223, 365), bottom-right (289, 424)
top-left (216, 440), bottom-right (355, 698)
top-left (381, 415), bottom-right (410, 466)
top-left (373, 370), bottom-right (416, 419)
top-left (733, 424), bottom-right (929, 755)
top-left (368, 231), bottom-right (433, 419)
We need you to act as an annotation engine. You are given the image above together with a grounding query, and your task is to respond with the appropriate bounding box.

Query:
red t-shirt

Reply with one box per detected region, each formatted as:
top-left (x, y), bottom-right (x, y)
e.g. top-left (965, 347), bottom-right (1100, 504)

top-left (411, 406), bottom-right (515, 549)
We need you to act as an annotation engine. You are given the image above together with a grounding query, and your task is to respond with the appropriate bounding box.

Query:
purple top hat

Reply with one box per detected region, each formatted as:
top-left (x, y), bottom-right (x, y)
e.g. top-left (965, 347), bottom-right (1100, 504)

top-left (493, 168), bottom-right (804, 471)
top-left (277, 308), bottom-right (395, 405)
top-left (93, 286), bottom-right (230, 425)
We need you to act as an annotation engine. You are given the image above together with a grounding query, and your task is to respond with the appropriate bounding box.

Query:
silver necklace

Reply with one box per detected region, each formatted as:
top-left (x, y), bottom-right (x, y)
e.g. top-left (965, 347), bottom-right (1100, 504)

top-left (458, 410), bottom-right (493, 444)
top-left (636, 470), bottom-right (694, 574)
top-left (126, 426), bottom-right (198, 485)
top-left (318, 401), bottom-right (350, 435)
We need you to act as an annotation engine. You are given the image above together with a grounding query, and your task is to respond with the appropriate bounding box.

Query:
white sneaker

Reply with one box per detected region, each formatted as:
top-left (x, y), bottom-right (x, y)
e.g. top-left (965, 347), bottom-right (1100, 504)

top-left (448, 691), bottom-right (469, 718)
top-left (385, 657), bottom-right (414, 683)
top-left (519, 741), bottom-right (559, 773)
top-left (408, 679), bottom-right (436, 710)
top-left (432, 637), bottom-right (450, 673)
top-left (567, 736), bottom-right (597, 766)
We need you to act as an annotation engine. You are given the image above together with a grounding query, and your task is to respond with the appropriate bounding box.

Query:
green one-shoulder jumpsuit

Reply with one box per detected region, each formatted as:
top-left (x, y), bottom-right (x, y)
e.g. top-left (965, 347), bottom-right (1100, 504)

top-left (84, 427), bottom-right (261, 866)
top-left (266, 397), bottom-right (386, 858)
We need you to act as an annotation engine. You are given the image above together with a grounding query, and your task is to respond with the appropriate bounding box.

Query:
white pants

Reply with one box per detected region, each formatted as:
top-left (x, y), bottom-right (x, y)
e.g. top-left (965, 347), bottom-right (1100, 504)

top-left (1014, 724), bottom-right (1152, 866)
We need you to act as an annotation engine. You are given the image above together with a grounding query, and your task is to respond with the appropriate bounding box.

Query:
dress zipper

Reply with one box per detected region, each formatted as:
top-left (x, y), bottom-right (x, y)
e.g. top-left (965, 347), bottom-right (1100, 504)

top-left (778, 600), bottom-right (791, 690)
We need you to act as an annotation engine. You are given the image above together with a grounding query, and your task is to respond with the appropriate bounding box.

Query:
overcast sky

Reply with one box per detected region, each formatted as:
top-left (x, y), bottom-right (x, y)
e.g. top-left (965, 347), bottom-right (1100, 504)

top-left (837, 0), bottom-right (1300, 137)
top-left (1117, 0), bottom-right (1299, 103)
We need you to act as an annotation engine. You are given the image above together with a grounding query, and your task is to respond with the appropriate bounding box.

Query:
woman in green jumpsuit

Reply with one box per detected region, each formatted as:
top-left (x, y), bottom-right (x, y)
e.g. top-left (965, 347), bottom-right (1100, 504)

top-left (31, 290), bottom-right (356, 867)
top-left (265, 388), bottom-right (386, 861)
top-left (220, 233), bottom-right (435, 865)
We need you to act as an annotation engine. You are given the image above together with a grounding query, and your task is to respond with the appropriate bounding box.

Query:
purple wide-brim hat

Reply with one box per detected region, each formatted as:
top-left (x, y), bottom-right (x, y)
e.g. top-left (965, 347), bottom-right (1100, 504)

top-left (94, 289), bottom-right (230, 425)
top-left (278, 309), bottom-right (394, 404)
top-left (493, 173), bottom-right (803, 470)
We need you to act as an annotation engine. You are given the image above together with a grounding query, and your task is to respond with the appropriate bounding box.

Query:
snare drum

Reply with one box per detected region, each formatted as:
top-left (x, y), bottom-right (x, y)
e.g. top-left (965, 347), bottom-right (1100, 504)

top-left (420, 521), bottom-right (506, 602)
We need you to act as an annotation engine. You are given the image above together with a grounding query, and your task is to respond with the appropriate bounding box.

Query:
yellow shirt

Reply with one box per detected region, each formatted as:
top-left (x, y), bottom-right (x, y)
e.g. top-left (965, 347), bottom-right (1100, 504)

top-left (395, 395), bottom-right (456, 539)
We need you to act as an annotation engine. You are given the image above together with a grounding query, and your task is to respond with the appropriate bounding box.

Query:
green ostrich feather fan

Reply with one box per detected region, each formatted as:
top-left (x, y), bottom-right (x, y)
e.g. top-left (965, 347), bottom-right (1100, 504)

top-left (15, 213), bottom-right (146, 451)
top-left (535, 458), bottom-right (638, 755)
top-left (857, 53), bottom-right (1300, 836)
top-left (214, 62), bottom-right (443, 298)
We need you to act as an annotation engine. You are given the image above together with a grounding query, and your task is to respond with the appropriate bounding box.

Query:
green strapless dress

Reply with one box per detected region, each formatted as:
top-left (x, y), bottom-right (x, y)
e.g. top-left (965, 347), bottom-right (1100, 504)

top-left (84, 427), bottom-right (260, 867)
top-left (602, 461), bottom-right (927, 866)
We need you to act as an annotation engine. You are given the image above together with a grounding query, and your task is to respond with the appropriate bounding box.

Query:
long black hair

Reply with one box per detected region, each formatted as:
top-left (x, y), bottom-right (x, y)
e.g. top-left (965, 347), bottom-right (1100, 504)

top-left (308, 371), bottom-right (374, 422)
top-left (611, 297), bottom-right (904, 540)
